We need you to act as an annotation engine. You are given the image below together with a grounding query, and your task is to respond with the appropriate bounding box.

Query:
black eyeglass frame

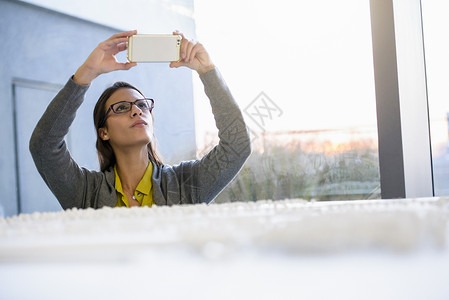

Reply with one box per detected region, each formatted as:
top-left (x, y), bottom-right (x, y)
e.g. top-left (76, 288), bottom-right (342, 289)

top-left (98, 98), bottom-right (154, 128)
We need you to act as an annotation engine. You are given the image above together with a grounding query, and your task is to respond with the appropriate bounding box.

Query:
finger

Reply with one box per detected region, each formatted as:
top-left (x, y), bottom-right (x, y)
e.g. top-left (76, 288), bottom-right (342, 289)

top-left (109, 30), bottom-right (137, 41)
top-left (180, 40), bottom-right (188, 60)
top-left (116, 62), bottom-right (137, 70)
top-left (103, 41), bottom-right (127, 57)
top-left (184, 40), bottom-right (196, 63)
top-left (169, 61), bottom-right (185, 69)
top-left (188, 42), bottom-right (203, 63)
top-left (104, 37), bottom-right (130, 48)
top-left (102, 30), bottom-right (136, 49)
top-left (173, 30), bottom-right (185, 39)
top-left (116, 42), bottom-right (128, 53)
top-left (123, 62), bottom-right (137, 70)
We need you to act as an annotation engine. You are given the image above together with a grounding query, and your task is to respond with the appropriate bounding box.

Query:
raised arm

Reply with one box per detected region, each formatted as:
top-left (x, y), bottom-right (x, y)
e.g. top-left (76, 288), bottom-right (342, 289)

top-left (167, 32), bottom-right (252, 204)
top-left (29, 31), bottom-right (137, 209)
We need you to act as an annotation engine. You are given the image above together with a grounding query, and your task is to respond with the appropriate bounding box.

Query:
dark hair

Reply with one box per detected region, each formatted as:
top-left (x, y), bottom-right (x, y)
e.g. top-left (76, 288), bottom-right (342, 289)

top-left (93, 81), bottom-right (164, 172)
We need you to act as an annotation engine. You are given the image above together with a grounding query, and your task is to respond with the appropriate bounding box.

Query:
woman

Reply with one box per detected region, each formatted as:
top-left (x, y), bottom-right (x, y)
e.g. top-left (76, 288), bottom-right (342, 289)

top-left (29, 30), bottom-right (251, 209)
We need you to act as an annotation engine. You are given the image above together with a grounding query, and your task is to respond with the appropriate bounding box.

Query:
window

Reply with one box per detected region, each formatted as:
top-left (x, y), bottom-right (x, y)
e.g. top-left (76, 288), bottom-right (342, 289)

top-left (421, 0), bottom-right (449, 196)
top-left (194, 0), bottom-right (380, 201)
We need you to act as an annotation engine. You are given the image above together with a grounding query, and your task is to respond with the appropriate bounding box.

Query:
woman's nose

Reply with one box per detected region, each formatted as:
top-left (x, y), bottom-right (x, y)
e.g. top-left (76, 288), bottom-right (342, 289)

top-left (130, 103), bottom-right (143, 116)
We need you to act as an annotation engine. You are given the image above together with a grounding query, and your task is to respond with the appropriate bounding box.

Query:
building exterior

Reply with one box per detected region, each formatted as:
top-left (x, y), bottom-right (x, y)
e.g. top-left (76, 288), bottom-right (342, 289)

top-left (0, 0), bottom-right (197, 216)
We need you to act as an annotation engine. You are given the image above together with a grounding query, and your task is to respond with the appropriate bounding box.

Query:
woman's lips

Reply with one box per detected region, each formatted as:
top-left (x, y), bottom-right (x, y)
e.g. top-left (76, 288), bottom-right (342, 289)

top-left (131, 120), bottom-right (148, 127)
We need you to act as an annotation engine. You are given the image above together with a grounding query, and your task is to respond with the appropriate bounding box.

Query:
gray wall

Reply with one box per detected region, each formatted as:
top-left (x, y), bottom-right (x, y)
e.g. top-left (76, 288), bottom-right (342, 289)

top-left (0, 0), bottom-right (196, 216)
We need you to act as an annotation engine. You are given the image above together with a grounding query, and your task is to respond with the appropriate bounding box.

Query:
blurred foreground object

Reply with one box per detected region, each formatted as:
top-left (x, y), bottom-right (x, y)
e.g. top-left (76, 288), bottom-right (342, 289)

top-left (1, 197), bottom-right (448, 299)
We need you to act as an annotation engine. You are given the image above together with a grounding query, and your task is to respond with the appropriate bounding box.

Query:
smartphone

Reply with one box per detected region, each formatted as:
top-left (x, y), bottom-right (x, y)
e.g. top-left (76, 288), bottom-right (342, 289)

top-left (127, 34), bottom-right (182, 63)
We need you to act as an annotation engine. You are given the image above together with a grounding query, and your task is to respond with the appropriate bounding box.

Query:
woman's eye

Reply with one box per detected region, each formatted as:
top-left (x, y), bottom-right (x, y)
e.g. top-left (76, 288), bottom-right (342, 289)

top-left (137, 101), bottom-right (149, 109)
top-left (115, 104), bottom-right (129, 112)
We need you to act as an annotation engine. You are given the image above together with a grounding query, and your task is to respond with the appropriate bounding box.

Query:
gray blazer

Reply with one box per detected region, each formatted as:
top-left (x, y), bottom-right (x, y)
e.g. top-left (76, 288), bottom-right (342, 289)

top-left (30, 68), bottom-right (251, 209)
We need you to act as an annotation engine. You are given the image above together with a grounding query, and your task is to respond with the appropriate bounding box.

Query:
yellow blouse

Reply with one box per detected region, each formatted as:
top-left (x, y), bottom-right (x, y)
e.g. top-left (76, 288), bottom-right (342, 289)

top-left (114, 163), bottom-right (154, 207)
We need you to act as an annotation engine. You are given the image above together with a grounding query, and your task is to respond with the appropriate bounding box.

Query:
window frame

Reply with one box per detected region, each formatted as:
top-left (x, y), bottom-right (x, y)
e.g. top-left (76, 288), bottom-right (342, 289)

top-left (369, 0), bottom-right (434, 198)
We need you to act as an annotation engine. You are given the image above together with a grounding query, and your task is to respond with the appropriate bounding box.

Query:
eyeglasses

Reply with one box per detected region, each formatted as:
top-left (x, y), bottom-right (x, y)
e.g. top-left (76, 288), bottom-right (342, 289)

top-left (99, 98), bottom-right (154, 127)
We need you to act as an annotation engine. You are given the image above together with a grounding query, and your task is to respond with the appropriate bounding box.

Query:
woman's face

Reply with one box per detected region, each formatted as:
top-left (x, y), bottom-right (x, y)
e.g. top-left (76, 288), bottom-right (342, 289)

top-left (100, 88), bottom-right (154, 149)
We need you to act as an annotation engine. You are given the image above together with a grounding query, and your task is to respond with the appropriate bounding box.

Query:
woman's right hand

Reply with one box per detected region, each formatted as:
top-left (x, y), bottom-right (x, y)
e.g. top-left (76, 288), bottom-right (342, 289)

top-left (73, 30), bottom-right (138, 85)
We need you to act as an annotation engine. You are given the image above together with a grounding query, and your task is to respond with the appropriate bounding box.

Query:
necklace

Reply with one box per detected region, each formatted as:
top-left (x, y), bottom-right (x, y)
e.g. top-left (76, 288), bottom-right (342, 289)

top-left (131, 192), bottom-right (143, 200)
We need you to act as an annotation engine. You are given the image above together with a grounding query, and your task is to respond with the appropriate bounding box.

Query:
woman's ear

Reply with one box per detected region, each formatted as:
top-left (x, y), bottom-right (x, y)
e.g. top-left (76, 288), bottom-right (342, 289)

top-left (99, 128), bottom-right (109, 141)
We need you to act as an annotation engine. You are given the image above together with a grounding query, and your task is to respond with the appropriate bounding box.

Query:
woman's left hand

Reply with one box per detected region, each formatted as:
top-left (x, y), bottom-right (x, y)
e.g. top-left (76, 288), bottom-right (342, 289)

top-left (169, 31), bottom-right (215, 75)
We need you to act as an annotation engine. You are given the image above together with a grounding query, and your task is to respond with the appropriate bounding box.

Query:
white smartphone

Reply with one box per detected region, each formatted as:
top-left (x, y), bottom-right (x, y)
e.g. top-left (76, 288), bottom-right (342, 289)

top-left (127, 34), bottom-right (182, 63)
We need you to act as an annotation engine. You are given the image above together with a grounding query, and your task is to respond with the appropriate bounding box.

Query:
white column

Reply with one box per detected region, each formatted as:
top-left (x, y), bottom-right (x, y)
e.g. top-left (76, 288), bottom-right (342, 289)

top-left (370, 0), bottom-right (433, 198)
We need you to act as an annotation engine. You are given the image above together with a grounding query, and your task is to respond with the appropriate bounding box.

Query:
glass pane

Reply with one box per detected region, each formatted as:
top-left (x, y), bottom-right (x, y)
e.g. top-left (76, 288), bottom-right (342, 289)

top-left (193, 0), bottom-right (380, 201)
top-left (421, 1), bottom-right (449, 196)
